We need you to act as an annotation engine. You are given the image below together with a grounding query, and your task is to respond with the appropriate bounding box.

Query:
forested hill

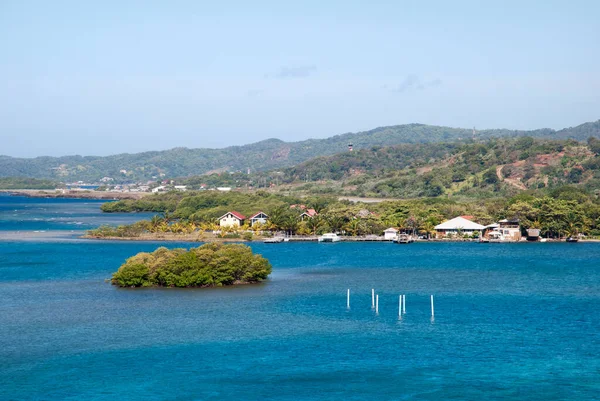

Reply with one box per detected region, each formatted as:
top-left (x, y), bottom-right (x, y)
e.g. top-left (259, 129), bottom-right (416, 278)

top-left (1, 120), bottom-right (599, 182)
top-left (276, 137), bottom-right (600, 198)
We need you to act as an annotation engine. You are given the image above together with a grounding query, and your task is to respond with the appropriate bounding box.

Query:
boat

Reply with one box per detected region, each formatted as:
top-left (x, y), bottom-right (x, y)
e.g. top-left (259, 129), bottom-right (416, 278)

top-left (318, 233), bottom-right (341, 242)
top-left (263, 237), bottom-right (285, 243)
top-left (395, 234), bottom-right (414, 244)
top-left (566, 237), bottom-right (579, 243)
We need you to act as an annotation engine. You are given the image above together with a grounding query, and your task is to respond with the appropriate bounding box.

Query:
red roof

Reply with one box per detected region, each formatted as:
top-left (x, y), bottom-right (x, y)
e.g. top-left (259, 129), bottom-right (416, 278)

top-left (301, 209), bottom-right (318, 217)
top-left (249, 211), bottom-right (268, 219)
top-left (461, 215), bottom-right (474, 221)
top-left (219, 211), bottom-right (246, 220)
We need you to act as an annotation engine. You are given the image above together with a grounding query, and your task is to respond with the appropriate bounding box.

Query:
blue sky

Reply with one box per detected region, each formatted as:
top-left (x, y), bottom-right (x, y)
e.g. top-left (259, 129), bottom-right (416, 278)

top-left (1, 0), bottom-right (599, 157)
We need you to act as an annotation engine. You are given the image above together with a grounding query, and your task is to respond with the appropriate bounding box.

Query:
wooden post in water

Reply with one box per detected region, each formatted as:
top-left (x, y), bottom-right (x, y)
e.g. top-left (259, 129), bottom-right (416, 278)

top-left (371, 289), bottom-right (375, 308)
top-left (402, 295), bottom-right (406, 314)
top-left (430, 295), bottom-right (434, 318)
top-left (347, 289), bottom-right (350, 309)
top-left (398, 295), bottom-right (402, 318)
top-left (375, 294), bottom-right (379, 314)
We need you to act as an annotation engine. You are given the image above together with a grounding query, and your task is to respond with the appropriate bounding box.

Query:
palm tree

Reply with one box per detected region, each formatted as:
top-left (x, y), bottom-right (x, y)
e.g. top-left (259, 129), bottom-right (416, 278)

top-left (563, 211), bottom-right (583, 238)
top-left (251, 221), bottom-right (265, 234)
top-left (157, 222), bottom-right (169, 233)
top-left (344, 219), bottom-right (362, 236)
top-left (267, 206), bottom-right (287, 232)
top-left (324, 214), bottom-right (345, 234)
top-left (162, 211), bottom-right (174, 224)
top-left (281, 214), bottom-right (299, 236)
top-left (149, 215), bottom-right (164, 233)
top-left (305, 216), bottom-right (323, 235)
top-left (169, 222), bottom-right (185, 234)
top-left (420, 221), bottom-right (436, 239)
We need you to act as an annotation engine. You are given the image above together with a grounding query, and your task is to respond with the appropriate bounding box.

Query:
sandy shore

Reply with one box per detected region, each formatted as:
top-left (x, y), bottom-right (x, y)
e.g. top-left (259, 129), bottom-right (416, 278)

top-left (1, 189), bottom-right (150, 200)
top-left (0, 230), bottom-right (85, 242)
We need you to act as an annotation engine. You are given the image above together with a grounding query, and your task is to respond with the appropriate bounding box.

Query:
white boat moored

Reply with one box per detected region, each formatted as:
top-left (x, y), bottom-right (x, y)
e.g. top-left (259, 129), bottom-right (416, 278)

top-left (318, 233), bottom-right (341, 242)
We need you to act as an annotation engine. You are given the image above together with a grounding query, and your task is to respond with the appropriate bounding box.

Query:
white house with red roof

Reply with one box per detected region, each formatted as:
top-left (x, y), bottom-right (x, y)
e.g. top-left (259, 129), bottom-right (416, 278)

top-left (219, 211), bottom-right (246, 227)
top-left (249, 212), bottom-right (269, 226)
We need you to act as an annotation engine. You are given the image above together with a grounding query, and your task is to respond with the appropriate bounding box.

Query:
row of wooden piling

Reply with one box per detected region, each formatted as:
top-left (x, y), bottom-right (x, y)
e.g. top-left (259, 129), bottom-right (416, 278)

top-left (346, 289), bottom-right (435, 318)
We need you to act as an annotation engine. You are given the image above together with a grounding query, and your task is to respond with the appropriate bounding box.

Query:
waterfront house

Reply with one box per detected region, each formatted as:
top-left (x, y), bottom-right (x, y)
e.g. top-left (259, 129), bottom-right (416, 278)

top-left (249, 212), bottom-right (268, 226)
top-left (483, 219), bottom-right (521, 241)
top-left (219, 211), bottom-right (246, 227)
top-left (498, 219), bottom-right (521, 240)
top-left (291, 204), bottom-right (318, 220)
top-left (434, 216), bottom-right (485, 238)
top-left (299, 209), bottom-right (318, 220)
top-left (383, 228), bottom-right (398, 240)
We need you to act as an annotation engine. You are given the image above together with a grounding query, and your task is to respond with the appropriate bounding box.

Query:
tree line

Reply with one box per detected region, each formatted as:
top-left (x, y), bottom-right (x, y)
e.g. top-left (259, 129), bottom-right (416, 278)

top-left (92, 186), bottom-right (600, 239)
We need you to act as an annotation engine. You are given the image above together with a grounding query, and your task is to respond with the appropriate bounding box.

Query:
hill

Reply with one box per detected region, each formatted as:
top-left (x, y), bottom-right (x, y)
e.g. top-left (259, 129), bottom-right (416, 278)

top-left (1, 120), bottom-right (599, 183)
top-left (182, 136), bottom-right (600, 199)
top-left (278, 137), bottom-right (600, 199)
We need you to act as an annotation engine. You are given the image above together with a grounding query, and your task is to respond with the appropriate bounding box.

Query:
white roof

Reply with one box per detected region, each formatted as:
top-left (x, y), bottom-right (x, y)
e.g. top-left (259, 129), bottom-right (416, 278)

top-left (435, 216), bottom-right (485, 230)
top-left (384, 228), bottom-right (398, 232)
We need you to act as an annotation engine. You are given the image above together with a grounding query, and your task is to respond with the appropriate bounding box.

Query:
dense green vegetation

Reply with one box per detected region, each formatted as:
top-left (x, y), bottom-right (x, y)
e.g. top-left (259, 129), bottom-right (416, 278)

top-left (111, 243), bottom-right (271, 287)
top-left (179, 137), bottom-right (600, 198)
top-left (0, 177), bottom-right (61, 190)
top-left (2, 120), bottom-right (598, 182)
top-left (95, 187), bottom-right (600, 239)
top-left (100, 191), bottom-right (317, 220)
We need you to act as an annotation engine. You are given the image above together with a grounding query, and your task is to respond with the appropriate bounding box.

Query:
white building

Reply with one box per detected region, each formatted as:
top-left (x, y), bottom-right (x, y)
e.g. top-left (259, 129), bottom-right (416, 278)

top-left (383, 227), bottom-right (398, 240)
top-left (249, 212), bottom-right (268, 226)
top-left (219, 211), bottom-right (246, 227)
top-left (435, 216), bottom-right (485, 238)
top-left (485, 219), bottom-right (521, 241)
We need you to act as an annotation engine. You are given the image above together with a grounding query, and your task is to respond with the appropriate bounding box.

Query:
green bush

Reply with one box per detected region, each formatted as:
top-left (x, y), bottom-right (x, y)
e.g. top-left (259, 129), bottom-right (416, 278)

top-left (111, 243), bottom-right (272, 288)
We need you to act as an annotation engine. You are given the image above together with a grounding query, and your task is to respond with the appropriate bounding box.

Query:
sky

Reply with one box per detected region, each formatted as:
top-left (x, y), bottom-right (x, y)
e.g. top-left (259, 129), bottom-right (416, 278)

top-left (1, 0), bottom-right (599, 158)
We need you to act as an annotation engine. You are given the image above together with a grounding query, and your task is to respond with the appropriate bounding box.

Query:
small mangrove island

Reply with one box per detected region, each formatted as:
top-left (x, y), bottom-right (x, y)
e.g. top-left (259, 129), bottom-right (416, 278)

top-left (111, 243), bottom-right (272, 288)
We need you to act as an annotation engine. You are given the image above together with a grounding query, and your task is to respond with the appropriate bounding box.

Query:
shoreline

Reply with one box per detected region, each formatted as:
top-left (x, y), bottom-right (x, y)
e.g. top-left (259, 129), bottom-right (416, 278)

top-left (81, 233), bottom-right (600, 243)
top-left (82, 234), bottom-right (250, 242)
top-left (0, 189), bottom-right (149, 200)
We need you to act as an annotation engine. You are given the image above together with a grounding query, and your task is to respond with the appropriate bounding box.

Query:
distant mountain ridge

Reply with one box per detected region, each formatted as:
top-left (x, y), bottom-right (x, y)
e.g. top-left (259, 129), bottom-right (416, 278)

top-left (1, 120), bottom-right (598, 182)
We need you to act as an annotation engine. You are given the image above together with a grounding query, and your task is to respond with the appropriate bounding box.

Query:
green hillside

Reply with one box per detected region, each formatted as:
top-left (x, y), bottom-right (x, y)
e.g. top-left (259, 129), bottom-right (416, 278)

top-left (1, 120), bottom-right (598, 182)
top-left (286, 137), bottom-right (600, 198)
top-left (184, 136), bottom-right (600, 199)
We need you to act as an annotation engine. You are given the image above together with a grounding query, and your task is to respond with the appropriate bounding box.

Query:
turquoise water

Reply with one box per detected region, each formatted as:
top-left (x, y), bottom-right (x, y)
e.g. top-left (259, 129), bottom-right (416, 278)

top-left (0, 194), bottom-right (154, 233)
top-left (1, 196), bottom-right (600, 400)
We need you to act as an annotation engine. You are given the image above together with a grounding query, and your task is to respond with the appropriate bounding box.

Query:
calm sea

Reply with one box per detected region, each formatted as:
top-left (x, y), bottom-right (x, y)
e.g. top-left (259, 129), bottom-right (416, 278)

top-left (1, 195), bottom-right (599, 400)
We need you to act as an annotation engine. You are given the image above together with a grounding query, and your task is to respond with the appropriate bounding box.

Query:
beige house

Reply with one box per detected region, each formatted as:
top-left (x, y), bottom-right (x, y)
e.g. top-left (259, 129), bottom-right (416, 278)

top-left (485, 219), bottom-right (521, 241)
top-left (218, 211), bottom-right (246, 227)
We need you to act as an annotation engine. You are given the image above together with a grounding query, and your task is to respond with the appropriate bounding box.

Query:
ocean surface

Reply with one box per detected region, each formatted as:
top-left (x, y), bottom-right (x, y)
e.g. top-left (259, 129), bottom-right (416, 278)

top-left (1, 195), bottom-right (599, 400)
